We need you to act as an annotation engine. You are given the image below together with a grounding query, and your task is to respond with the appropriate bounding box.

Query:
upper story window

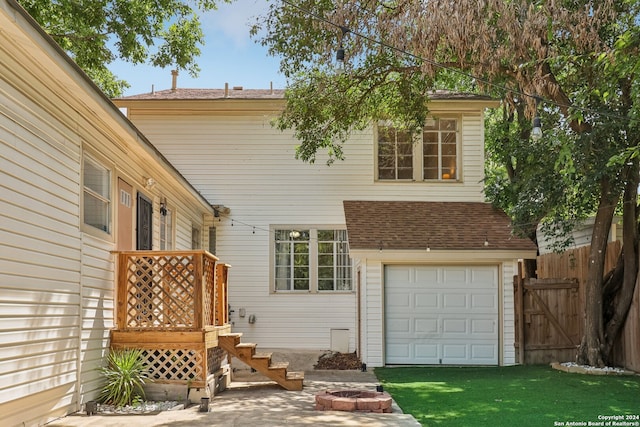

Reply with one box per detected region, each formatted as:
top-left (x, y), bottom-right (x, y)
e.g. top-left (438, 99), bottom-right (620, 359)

top-left (274, 228), bottom-right (352, 293)
top-left (83, 155), bottom-right (111, 233)
top-left (376, 117), bottom-right (460, 181)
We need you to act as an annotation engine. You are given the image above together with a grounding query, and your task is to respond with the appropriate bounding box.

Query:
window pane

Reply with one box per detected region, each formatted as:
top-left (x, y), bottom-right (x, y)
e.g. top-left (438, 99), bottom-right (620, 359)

top-left (377, 125), bottom-right (413, 180)
top-left (84, 159), bottom-right (110, 198)
top-left (274, 231), bottom-right (310, 291)
top-left (84, 194), bottom-right (109, 232)
top-left (422, 119), bottom-right (458, 181)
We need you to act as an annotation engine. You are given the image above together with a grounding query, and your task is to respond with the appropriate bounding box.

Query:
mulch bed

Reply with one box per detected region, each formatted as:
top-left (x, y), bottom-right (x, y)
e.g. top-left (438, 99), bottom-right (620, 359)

top-left (314, 351), bottom-right (362, 370)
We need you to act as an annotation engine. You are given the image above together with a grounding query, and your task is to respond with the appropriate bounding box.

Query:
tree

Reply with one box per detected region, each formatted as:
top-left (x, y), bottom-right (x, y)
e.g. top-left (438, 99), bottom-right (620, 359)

top-left (254, 0), bottom-right (640, 366)
top-left (19, 0), bottom-right (228, 97)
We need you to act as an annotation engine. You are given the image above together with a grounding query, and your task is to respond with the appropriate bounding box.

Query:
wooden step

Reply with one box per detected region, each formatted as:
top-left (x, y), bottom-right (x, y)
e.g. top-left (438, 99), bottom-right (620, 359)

top-left (219, 332), bottom-right (304, 390)
top-left (284, 371), bottom-right (304, 391)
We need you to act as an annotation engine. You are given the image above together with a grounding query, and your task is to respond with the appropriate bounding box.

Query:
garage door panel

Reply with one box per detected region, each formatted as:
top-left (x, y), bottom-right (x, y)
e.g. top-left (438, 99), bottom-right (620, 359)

top-left (386, 340), bottom-right (411, 360)
top-left (441, 268), bottom-right (468, 285)
top-left (414, 343), bottom-right (439, 363)
top-left (471, 344), bottom-right (497, 361)
top-left (387, 317), bottom-right (411, 334)
top-left (414, 267), bottom-right (439, 283)
top-left (387, 292), bottom-right (411, 308)
top-left (385, 265), bottom-right (499, 365)
top-left (414, 292), bottom-right (439, 308)
top-left (442, 344), bottom-right (467, 361)
top-left (415, 318), bottom-right (438, 335)
top-left (442, 318), bottom-right (467, 334)
top-left (471, 293), bottom-right (497, 309)
top-left (443, 293), bottom-right (467, 308)
top-left (471, 319), bottom-right (497, 335)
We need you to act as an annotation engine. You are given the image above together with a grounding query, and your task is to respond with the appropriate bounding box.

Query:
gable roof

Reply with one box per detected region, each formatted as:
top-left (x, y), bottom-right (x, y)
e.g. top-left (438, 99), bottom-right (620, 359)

top-left (343, 200), bottom-right (537, 251)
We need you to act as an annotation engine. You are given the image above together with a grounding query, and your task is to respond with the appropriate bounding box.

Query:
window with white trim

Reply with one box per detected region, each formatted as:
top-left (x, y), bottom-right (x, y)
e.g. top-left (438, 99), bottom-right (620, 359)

top-left (159, 206), bottom-right (174, 250)
top-left (376, 117), bottom-right (460, 181)
top-left (83, 155), bottom-right (111, 233)
top-left (274, 228), bottom-right (352, 292)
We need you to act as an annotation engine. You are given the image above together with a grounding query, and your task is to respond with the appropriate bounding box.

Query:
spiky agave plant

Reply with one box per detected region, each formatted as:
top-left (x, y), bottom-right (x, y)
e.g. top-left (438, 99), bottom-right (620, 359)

top-left (99, 349), bottom-right (150, 407)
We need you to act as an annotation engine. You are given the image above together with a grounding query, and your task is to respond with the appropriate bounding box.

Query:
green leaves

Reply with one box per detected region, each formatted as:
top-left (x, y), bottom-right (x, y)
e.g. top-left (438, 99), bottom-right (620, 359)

top-left (99, 349), bottom-right (150, 407)
top-left (18, 0), bottom-right (226, 96)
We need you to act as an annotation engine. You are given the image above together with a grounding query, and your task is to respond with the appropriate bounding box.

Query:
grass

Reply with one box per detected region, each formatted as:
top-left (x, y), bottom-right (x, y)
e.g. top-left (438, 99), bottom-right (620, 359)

top-left (374, 365), bottom-right (640, 427)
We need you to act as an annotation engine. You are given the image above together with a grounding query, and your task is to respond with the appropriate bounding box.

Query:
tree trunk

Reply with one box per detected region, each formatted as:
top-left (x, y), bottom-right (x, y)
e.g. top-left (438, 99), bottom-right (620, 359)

top-left (602, 163), bottom-right (639, 362)
top-left (577, 177), bottom-right (620, 367)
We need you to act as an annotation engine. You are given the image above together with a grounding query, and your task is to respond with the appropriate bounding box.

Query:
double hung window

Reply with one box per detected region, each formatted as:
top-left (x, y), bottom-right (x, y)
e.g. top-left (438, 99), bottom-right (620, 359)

top-left (83, 155), bottom-right (111, 233)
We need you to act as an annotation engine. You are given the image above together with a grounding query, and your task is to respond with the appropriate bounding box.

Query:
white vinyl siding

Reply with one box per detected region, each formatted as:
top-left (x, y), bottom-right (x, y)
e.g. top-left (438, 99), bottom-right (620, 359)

top-left (121, 106), bottom-right (487, 350)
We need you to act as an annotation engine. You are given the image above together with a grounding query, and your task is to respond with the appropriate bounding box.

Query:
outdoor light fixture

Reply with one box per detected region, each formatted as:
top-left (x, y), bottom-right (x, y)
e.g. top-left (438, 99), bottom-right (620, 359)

top-left (336, 26), bottom-right (348, 71)
top-left (531, 116), bottom-right (543, 141)
top-left (531, 96), bottom-right (543, 141)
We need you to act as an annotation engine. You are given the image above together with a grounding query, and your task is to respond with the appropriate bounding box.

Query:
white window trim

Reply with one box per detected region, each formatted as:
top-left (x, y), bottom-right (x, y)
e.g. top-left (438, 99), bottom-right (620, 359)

top-left (270, 225), bottom-right (354, 294)
top-left (374, 115), bottom-right (462, 182)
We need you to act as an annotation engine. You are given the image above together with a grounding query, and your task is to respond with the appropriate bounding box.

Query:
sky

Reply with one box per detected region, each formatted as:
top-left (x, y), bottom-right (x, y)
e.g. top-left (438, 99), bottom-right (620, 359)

top-left (109, 0), bottom-right (286, 96)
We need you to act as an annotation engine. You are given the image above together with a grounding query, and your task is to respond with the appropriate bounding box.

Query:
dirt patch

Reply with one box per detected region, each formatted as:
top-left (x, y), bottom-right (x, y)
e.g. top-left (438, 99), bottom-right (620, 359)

top-left (314, 351), bottom-right (362, 370)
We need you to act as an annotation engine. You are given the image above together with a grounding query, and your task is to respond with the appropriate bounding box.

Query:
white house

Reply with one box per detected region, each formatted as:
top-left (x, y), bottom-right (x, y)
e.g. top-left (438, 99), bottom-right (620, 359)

top-left (114, 84), bottom-right (537, 368)
top-left (0, 1), bottom-right (216, 425)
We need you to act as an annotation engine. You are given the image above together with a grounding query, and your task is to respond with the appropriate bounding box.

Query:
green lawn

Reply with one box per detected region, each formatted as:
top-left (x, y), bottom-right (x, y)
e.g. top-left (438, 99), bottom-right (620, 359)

top-left (374, 365), bottom-right (640, 427)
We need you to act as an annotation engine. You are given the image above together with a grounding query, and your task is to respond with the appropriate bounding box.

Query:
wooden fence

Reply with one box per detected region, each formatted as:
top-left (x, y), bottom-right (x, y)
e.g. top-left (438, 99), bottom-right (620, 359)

top-left (515, 240), bottom-right (640, 371)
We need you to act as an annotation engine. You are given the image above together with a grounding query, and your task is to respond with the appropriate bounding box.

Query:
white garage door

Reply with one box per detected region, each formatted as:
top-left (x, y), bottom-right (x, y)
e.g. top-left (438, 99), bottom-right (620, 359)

top-left (385, 265), bottom-right (499, 365)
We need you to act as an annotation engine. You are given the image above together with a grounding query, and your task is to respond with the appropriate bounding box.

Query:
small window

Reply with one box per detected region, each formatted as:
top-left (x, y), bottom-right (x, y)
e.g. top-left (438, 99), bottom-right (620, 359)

top-left (160, 206), bottom-right (174, 250)
top-left (191, 226), bottom-right (201, 249)
top-left (83, 155), bottom-right (111, 233)
top-left (208, 226), bottom-right (216, 255)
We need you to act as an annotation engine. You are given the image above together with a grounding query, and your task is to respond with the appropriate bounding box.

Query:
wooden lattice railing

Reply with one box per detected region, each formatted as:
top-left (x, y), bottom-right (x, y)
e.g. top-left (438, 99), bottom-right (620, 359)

top-left (114, 250), bottom-right (227, 330)
top-left (111, 250), bottom-right (231, 386)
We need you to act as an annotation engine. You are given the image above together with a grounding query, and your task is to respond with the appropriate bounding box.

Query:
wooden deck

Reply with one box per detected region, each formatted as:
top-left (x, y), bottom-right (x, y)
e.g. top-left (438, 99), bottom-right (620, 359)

top-left (110, 250), bottom-right (230, 387)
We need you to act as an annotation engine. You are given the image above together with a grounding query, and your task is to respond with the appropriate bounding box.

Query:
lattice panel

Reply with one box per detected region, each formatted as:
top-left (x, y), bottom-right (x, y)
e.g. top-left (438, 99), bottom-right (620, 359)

top-left (125, 255), bottom-right (196, 328)
top-left (203, 257), bottom-right (216, 326)
top-left (143, 348), bottom-right (204, 382)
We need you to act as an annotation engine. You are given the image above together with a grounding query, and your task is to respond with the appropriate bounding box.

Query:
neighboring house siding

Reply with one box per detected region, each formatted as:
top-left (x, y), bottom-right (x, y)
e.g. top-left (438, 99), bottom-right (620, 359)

top-left (124, 109), bottom-right (487, 350)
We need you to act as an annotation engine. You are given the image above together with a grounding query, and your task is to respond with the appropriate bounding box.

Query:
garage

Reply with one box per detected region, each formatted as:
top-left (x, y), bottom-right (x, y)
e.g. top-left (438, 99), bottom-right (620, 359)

top-left (385, 265), bottom-right (499, 365)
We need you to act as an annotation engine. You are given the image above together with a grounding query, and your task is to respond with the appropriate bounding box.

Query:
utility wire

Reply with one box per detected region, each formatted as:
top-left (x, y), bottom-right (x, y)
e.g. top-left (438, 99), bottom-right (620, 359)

top-left (279, 0), bottom-right (637, 124)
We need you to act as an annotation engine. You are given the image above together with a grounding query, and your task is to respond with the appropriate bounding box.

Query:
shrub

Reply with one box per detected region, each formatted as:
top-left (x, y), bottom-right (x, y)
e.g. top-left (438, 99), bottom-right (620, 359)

top-left (99, 349), bottom-right (150, 407)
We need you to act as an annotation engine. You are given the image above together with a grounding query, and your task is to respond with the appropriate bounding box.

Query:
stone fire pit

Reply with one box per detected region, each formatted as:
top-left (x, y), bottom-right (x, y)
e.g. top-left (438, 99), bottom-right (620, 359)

top-left (315, 389), bottom-right (393, 413)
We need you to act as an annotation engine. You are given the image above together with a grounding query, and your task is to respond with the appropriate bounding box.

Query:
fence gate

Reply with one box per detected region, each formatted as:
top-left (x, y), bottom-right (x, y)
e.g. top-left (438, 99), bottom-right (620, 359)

top-left (514, 276), bottom-right (581, 364)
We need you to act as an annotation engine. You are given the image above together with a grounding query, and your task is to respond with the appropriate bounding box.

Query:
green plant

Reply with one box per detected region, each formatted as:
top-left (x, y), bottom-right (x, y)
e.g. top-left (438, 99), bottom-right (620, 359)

top-left (99, 349), bottom-right (150, 407)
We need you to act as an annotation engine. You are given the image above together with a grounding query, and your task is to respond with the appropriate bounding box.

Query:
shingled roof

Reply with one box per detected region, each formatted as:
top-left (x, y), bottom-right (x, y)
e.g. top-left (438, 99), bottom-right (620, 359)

top-left (343, 200), bottom-right (537, 251)
top-left (116, 88), bottom-right (495, 102)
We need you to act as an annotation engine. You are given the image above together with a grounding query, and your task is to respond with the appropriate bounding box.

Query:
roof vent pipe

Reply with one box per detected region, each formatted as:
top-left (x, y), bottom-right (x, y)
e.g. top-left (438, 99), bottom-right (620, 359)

top-left (171, 70), bottom-right (178, 90)
top-left (270, 81), bottom-right (273, 95)
top-left (224, 82), bottom-right (229, 98)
